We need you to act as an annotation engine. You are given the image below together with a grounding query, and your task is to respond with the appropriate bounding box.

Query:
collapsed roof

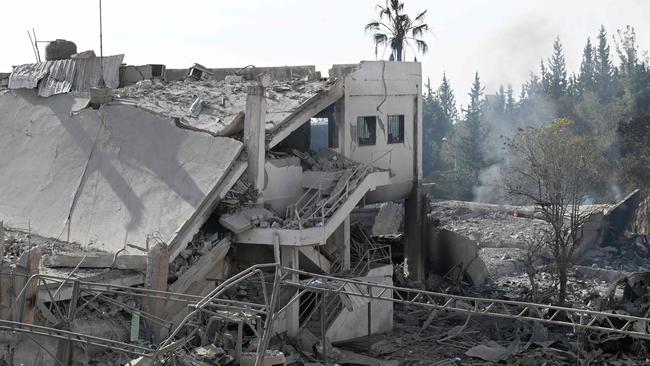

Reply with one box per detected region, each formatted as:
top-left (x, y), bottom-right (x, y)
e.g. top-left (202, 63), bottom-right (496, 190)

top-left (0, 90), bottom-right (242, 256)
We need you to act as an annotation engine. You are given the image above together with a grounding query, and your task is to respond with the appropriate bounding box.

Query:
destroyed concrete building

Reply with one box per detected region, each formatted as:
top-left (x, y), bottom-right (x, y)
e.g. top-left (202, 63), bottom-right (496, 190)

top-left (0, 53), bottom-right (428, 365)
top-left (2, 51), bottom-right (650, 366)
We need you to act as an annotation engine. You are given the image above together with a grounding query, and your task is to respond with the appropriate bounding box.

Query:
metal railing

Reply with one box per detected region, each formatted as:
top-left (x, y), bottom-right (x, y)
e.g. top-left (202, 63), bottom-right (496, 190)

top-left (286, 149), bottom-right (393, 230)
top-left (5, 263), bottom-right (650, 365)
top-left (281, 267), bottom-right (650, 341)
top-left (350, 244), bottom-right (392, 276)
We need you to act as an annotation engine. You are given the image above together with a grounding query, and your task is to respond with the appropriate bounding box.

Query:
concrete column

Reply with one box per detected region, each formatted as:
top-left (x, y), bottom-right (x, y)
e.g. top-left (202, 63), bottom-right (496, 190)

top-left (244, 85), bottom-right (267, 196)
top-left (404, 183), bottom-right (425, 281)
top-left (280, 246), bottom-right (300, 337)
top-left (21, 247), bottom-right (41, 324)
top-left (144, 243), bottom-right (169, 343)
top-left (343, 217), bottom-right (351, 270)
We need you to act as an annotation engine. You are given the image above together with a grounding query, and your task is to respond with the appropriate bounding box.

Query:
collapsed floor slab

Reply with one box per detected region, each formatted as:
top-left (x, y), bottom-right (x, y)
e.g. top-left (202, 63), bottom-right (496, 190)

top-left (0, 90), bottom-right (242, 255)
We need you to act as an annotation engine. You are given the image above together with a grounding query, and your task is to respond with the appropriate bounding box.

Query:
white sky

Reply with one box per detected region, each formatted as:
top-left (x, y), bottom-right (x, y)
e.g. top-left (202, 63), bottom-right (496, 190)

top-left (2, 0), bottom-right (649, 106)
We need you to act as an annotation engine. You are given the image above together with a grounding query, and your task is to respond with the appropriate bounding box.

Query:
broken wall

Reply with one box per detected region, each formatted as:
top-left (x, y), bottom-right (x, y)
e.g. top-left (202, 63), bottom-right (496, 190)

top-left (262, 157), bottom-right (303, 214)
top-left (426, 227), bottom-right (489, 286)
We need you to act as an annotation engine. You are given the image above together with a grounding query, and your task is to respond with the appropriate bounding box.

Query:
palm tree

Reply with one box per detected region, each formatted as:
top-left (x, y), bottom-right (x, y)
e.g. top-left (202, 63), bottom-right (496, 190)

top-left (365, 0), bottom-right (429, 62)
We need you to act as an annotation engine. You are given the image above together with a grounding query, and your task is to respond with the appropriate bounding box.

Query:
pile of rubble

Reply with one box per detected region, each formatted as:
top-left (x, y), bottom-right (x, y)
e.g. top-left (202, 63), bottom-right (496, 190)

top-left (114, 77), bottom-right (331, 137)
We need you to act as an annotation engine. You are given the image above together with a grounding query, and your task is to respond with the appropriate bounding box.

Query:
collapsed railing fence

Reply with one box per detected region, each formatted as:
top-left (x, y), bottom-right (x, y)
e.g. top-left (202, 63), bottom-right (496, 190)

top-left (3, 264), bottom-right (650, 365)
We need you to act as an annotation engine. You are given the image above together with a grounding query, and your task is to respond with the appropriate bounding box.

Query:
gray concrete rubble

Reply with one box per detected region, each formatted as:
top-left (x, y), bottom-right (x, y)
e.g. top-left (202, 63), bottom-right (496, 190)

top-left (371, 202), bottom-right (404, 236)
top-left (113, 78), bottom-right (332, 136)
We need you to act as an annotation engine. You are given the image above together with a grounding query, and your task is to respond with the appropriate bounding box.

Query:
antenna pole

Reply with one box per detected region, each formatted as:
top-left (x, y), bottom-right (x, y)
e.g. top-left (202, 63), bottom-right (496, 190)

top-left (27, 31), bottom-right (38, 63)
top-left (32, 29), bottom-right (41, 62)
top-left (98, 0), bottom-right (106, 86)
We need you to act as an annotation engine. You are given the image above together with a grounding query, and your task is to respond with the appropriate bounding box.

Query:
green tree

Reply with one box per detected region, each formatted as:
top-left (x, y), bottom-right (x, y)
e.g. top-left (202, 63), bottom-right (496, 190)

top-left (422, 75), bottom-right (456, 175)
top-left (547, 37), bottom-right (568, 99)
top-left (456, 73), bottom-right (487, 178)
top-left (438, 73), bottom-right (458, 122)
top-left (578, 37), bottom-right (596, 95)
top-left (365, 0), bottom-right (429, 61)
top-left (595, 25), bottom-right (614, 102)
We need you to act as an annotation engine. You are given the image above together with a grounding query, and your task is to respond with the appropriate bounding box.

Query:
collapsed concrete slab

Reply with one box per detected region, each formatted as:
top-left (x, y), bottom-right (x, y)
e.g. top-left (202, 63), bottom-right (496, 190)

top-left (0, 90), bottom-right (242, 257)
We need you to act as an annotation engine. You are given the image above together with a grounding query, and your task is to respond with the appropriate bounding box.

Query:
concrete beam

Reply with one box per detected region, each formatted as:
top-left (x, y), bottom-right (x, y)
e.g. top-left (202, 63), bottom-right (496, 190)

top-left (268, 80), bottom-right (344, 149)
top-left (42, 252), bottom-right (147, 270)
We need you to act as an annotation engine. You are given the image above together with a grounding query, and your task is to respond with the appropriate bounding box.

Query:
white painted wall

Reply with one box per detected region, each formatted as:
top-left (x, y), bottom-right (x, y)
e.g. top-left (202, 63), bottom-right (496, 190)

top-left (326, 264), bottom-right (394, 342)
top-left (342, 61), bottom-right (422, 202)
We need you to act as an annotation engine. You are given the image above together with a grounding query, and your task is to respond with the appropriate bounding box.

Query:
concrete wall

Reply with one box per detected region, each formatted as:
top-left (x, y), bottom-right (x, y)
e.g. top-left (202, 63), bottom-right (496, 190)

top-left (326, 265), bottom-right (393, 342)
top-left (426, 228), bottom-right (489, 286)
top-left (262, 156), bottom-right (303, 214)
top-left (341, 61), bottom-right (422, 203)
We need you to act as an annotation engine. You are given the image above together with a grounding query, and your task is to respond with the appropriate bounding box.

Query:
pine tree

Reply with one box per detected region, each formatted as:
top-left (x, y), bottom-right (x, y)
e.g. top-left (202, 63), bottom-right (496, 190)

top-left (548, 37), bottom-right (568, 99)
top-left (457, 72), bottom-right (486, 175)
top-left (437, 73), bottom-right (458, 123)
top-left (579, 37), bottom-right (596, 95)
top-left (595, 25), bottom-right (613, 102)
top-left (540, 59), bottom-right (550, 95)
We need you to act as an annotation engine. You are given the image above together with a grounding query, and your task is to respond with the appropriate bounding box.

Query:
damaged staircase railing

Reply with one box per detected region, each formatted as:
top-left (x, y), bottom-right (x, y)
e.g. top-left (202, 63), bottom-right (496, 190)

top-left (287, 150), bottom-right (393, 230)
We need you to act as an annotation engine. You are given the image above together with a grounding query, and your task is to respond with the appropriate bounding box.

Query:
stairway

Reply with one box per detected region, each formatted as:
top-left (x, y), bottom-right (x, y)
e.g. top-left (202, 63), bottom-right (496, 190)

top-left (299, 288), bottom-right (346, 338)
top-left (286, 165), bottom-right (371, 230)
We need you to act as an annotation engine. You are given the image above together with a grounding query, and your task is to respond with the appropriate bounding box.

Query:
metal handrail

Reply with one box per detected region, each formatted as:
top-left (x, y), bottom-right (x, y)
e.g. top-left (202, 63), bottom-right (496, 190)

top-left (350, 245), bottom-right (392, 275)
top-left (297, 149), bottom-right (393, 228)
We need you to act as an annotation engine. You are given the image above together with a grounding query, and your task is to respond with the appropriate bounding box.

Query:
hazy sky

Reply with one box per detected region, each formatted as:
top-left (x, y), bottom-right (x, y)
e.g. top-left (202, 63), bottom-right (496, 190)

top-left (2, 0), bottom-right (649, 106)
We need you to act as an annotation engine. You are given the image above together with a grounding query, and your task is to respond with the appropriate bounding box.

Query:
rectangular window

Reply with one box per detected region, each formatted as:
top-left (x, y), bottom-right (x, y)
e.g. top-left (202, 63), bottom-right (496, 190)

top-left (357, 116), bottom-right (376, 145)
top-left (387, 114), bottom-right (405, 144)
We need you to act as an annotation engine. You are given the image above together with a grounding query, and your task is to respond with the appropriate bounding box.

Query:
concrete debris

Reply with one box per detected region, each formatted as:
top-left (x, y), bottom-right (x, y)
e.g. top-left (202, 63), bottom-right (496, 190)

top-left (136, 79), bottom-right (153, 89)
top-left (114, 77), bottom-right (330, 136)
top-left (239, 350), bottom-right (286, 366)
top-left (465, 339), bottom-right (520, 362)
top-left (371, 202), bottom-right (404, 236)
top-left (224, 74), bottom-right (243, 83)
top-left (219, 207), bottom-right (281, 234)
top-left (189, 97), bottom-right (205, 117)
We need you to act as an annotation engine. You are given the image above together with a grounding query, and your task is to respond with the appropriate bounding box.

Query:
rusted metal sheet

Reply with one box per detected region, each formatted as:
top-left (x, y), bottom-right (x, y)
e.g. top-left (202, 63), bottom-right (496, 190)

top-left (9, 55), bottom-right (124, 97)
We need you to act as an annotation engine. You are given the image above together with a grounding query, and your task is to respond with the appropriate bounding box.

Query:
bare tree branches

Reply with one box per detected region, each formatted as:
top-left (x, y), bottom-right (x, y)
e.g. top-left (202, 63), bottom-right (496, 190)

top-left (505, 118), bottom-right (605, 304)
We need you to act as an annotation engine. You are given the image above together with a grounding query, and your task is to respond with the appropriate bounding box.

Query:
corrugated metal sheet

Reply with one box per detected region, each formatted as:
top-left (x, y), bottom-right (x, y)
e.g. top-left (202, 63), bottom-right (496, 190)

top-left (8, 63), bottom-right (49, 89)
top-left (38, 59), bottom-right (75, 97)
top-left (9, 54), bottom-right (124, 97)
